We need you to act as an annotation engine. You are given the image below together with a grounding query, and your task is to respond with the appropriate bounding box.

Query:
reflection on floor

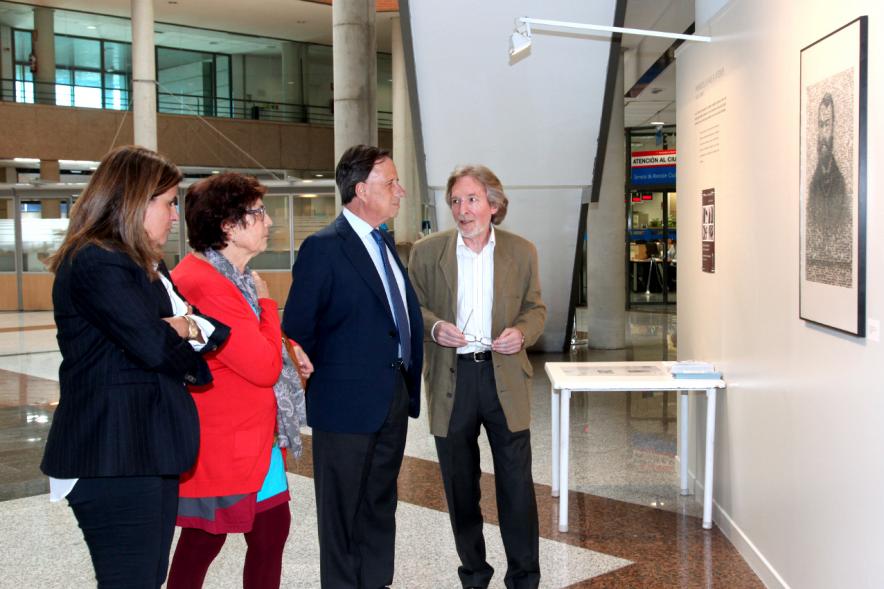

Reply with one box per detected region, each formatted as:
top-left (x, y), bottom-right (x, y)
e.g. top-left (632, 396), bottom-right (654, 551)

top-left (0, 310), bottom-right (762, 588)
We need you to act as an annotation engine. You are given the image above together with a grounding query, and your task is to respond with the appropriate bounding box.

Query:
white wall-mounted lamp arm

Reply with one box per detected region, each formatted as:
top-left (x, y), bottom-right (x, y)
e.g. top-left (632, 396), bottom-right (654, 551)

top-left (518, 17), bottom-right (712, 43)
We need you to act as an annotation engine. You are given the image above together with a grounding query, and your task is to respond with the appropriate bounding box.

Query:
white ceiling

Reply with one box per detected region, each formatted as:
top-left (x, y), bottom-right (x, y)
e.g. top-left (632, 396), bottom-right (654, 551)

top-left (622, 0), bottom-right (690, 128)
top-left (624, 61), bottom-right (676, 127)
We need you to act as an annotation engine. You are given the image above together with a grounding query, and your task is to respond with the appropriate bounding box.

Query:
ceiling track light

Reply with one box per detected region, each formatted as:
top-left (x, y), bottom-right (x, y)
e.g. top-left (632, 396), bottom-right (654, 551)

top-left (510, 16), bottom-right (711, 56)
top-left (509, 21), bottom-right (532, 57)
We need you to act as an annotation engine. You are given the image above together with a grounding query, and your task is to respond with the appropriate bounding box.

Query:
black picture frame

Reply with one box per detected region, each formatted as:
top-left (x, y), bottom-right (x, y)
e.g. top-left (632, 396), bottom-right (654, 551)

top-left (799, 16), bottom-right (867, 336)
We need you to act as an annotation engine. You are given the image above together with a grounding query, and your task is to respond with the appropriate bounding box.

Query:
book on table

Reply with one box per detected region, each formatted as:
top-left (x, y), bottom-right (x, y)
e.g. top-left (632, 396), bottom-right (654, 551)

top-left (672, 371), bottom-right (722, 380)
top-left (671, 361), bottom-right (715, 374)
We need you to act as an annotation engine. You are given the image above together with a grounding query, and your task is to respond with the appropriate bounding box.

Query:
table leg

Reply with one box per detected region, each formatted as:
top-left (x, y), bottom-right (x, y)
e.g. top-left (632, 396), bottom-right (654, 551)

top-left (646, 259), bottom-right (655, 294)
top-left (703, 388), bottom-right (717, 529)
top-left (679, 391), bottom-right (690, 495)
top-left (551, 386), bottom-right (560, 497)
top-left (558, 388), bottom-right (571, 533)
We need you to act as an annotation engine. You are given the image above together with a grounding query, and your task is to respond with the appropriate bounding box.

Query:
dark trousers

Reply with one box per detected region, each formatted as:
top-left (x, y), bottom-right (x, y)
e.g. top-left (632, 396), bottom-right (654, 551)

top-left (435, 358), bottom-right (540, 589)
top-left (312, 374), bottom-right (409, 589)
top-left (67, 475), bottom-right (179, 589)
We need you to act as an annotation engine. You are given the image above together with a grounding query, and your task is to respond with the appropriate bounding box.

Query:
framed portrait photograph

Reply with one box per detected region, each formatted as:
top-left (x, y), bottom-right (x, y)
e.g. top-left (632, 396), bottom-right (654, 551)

top-left (799, 16), bottom-right (867, 336)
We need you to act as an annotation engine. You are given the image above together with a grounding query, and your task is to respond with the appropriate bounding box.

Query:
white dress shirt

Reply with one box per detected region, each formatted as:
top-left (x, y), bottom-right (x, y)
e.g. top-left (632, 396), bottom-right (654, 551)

top-left (342, 208), bottom-right (410, 358)
top-left (455, 227), bottom-right (495, 354)
top-left (158, 271), bottom-right (215, 351)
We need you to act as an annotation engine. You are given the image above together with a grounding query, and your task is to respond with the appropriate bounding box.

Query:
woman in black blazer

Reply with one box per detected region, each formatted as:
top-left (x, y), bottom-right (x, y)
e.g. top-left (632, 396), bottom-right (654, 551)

top-left (40, 146), bottom-right (228, 588)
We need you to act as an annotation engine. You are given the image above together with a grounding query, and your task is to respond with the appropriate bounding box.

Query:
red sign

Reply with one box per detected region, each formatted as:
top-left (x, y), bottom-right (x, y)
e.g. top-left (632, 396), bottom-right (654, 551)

top-left (631, 149), bottom-right (677, 168)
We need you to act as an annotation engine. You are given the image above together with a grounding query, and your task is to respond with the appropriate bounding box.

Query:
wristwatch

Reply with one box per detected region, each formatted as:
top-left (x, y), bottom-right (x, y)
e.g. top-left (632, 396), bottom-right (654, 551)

top-left (184, 315), bottom-right (200, 341)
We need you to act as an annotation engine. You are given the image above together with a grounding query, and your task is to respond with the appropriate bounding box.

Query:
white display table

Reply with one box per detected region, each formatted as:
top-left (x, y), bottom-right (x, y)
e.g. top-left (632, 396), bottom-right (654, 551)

top-left (544, 361), bottom-right (726, 532)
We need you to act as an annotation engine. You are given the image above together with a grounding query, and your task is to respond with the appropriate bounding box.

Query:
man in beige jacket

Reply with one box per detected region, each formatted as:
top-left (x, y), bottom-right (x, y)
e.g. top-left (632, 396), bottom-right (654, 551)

top-left (408, 164), bottom-right (546, 589)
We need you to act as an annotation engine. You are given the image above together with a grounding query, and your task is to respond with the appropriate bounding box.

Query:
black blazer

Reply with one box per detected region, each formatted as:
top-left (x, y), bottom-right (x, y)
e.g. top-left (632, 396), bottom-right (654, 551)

top-left (41, 244), bottom-right (229, 478)
top-left (282, 214), bottom-right (423, 434)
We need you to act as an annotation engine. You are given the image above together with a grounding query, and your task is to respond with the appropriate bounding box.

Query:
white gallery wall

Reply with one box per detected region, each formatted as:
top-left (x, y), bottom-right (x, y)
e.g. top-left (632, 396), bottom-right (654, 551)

top-left (677, 1), bottom-right (883, 587)
top-left (406, 0), bottom-right (616, 351)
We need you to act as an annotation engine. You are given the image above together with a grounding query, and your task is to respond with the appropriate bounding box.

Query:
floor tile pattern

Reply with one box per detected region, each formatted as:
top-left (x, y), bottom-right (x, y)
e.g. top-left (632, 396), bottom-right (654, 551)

top-left (0, 310), bottom-right (763, 588)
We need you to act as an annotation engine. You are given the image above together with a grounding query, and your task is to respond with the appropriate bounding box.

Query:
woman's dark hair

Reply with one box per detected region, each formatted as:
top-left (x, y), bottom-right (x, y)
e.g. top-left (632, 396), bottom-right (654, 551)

top-left (47, 145), bottom-right (182, 278)
top-left (185, 172), bottom-right (267, 251)
top-left (336, 144), bottom-right (391, 205)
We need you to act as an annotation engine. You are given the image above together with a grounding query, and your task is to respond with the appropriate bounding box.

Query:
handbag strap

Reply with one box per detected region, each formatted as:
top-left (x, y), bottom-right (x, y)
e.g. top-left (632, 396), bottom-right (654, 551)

top-left (283, 337), bottom-right (307, 389)
top-left (283, 336), bottom-right (299, 365)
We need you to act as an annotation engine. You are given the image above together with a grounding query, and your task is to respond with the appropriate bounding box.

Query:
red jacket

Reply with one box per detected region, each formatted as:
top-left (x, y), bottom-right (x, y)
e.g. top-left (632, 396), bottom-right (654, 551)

top-left (172, 253), bottom-right (282, 498)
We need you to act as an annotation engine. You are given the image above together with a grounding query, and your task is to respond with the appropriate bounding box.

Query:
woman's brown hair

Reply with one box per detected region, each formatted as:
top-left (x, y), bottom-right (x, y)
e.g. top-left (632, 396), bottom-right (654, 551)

top-left (184, 172), bottom-right (267, 252)
top-left (47, 145), bottom-right (183, 278)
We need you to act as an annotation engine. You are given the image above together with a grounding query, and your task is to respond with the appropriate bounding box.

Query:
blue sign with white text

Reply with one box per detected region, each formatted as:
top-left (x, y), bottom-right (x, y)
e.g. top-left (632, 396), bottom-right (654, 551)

top-left (631, 166), bottom-right (676, 186)
top-left (631, 150), bottom-right (677, 186)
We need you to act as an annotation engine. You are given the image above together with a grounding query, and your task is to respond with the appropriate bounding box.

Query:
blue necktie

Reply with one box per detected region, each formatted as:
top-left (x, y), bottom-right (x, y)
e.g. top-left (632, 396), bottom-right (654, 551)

top-left (371, 229), bottom-right (411, 368)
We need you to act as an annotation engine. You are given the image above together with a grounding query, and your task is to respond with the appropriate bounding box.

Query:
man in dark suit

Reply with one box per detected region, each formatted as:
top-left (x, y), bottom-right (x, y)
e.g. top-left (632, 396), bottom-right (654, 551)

top-left (282, 144), bottom-right (423, 588)
top-left (408, 164), bottom-right (546, 589)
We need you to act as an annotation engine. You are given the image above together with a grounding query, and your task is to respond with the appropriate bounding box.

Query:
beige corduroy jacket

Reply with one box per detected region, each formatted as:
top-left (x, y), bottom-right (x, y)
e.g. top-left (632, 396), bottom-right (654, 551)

top-left (408, 228), bottom-right (547, 437)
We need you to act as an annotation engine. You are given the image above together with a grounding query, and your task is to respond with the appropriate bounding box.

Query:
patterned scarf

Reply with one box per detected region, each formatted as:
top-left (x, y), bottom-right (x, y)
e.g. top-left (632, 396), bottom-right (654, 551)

top-left (203, 249), bottom-right (307, 457)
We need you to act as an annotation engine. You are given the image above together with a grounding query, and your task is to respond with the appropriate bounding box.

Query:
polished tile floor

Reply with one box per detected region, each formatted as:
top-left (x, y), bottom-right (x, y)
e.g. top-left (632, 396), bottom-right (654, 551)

top-left (0, 309), bottom-right (762, 588)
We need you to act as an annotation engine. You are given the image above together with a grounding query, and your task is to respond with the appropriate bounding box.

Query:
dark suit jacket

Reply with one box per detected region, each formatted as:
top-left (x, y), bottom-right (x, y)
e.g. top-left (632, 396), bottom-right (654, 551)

top-left (282, 213), bottom-right (423, 434)
top-left (408, 228), bottom-right (546, 436)
top-left (41, 244), bottom-right (229, 478)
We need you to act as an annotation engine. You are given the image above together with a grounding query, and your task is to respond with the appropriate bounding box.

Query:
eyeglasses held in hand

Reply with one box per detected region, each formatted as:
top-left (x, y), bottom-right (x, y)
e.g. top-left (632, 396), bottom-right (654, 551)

top-left (459, 309), bottom-right (492, 347)
top-left (463, 333), bottom-right (493, 347)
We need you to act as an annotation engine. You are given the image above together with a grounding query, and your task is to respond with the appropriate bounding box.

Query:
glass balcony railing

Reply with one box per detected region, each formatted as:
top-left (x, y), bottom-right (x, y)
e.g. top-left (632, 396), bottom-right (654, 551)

top-left (0, 78), bottom-right (393, 129)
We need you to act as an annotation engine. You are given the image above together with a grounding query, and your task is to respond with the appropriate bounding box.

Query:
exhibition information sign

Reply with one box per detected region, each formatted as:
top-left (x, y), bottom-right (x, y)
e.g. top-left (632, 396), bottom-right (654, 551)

top-left (631, 149), bottom-right (677, 186)
top-left (702, 188), bottom-right (716, 273)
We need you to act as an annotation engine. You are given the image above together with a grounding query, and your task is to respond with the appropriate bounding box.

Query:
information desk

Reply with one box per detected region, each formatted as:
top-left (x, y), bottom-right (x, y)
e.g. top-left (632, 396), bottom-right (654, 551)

top-left (544, 361), bottom-right (726, 532)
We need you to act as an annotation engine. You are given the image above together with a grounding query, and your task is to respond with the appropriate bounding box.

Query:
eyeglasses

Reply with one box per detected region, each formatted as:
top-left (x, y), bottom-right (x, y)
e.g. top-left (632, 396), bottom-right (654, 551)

top-left (463, 333), bottom-right (493, 347)
top-left (460, 309), bottom-right (492, 347)
top-left (245, 205), bottom-right (266, 222)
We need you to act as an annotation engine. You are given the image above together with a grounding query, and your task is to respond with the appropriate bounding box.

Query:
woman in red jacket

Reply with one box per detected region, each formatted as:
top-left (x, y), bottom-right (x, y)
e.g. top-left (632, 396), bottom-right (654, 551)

top-left (167, 173), bottom-right (311, 589)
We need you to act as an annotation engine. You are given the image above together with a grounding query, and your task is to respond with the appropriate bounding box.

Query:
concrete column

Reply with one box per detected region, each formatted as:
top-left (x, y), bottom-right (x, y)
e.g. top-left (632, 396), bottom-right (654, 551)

top-left (333, 0), bottom-right (376, 212)
top-left (623, 48), bottom-right (639, 93)
top-left (391, 17), bottom-right (421, 244)
top-left (39, 159), bottom-right (60, 182)
top-left (33, 7), bottom-right (56, 105)
top-left (41, 198), bottom-right (62, 219)
top-left (1, 25), bottom-right (14, 96)
top-left (230, 54), bottom-right (246, 103)
top-left (131, 0), bottom-right (157, 150)
top-left (282, 42), bottom-right (302, 122)
top-left (586, 54), bottom-right (626, 349)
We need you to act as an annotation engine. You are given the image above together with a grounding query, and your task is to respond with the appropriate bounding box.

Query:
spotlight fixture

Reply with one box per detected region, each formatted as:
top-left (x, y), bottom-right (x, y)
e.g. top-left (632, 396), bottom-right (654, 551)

top-left (509, 16), bottom-right (711, 58)
top-left (650, 121), bottom-right (665, 126)
top-left (509, 21), bottom-right (532, 57)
